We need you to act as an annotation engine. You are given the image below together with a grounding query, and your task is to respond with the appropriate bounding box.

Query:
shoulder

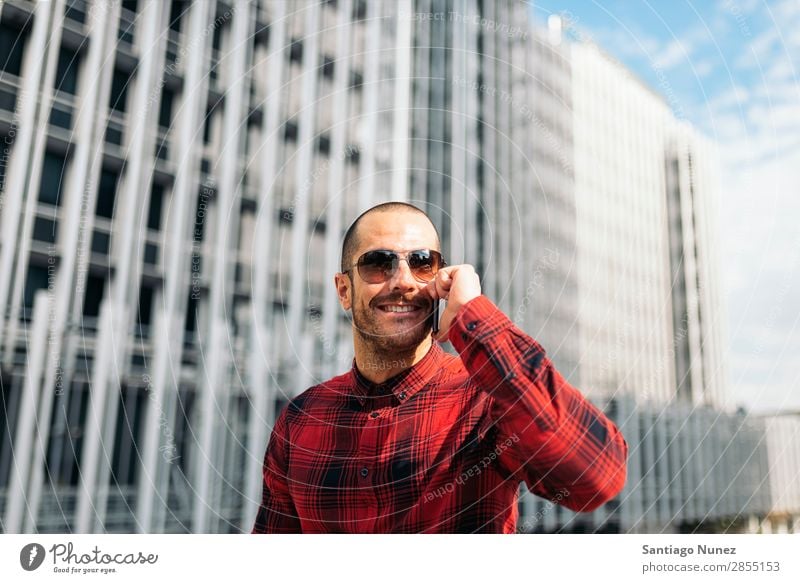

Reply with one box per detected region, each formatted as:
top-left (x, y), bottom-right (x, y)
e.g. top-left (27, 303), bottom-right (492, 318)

top-left (430, 349), bottom-right (474, 392)
top-left (282, 370), bottom-right (353, 420)
top-left (439, 350), bottom-right (466, 375)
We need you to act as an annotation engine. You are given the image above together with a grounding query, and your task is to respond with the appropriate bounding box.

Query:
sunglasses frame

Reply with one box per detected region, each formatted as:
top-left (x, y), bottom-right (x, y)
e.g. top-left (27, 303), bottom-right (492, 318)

top-left (344, 249), bottom-right (446, 284)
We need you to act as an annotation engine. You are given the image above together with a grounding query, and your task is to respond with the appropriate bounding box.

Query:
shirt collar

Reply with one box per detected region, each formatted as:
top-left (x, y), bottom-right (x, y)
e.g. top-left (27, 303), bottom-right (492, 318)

top-left (350, 342), bottom-right (445, 404)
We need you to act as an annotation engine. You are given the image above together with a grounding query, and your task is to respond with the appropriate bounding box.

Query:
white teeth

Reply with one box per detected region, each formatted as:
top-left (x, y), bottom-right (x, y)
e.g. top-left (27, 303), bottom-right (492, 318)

top-left (380, 305), bottom-right (418, 313)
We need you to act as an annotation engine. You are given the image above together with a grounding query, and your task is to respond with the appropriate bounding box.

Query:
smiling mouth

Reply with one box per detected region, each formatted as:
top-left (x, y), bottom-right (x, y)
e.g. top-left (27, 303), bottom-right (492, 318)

top-left (377, 305), bottom-right (422, 313)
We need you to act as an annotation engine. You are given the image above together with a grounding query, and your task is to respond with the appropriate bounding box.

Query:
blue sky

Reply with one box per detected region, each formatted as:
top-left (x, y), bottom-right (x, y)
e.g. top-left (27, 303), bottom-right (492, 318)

top-left (532, 1), bottom-right (800, 413)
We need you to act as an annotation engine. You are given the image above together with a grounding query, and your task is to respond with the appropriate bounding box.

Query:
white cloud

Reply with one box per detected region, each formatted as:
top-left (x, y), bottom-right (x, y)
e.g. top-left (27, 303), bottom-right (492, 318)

top-left (754, 81), bottom-right (800, 103)
top-left (653, 38), bottom-right (692, 69)
top-left (765, 56), bottom-right (795, 81)
top-left (715, 0), bottom-right (761, 15)
top-left (706, 84), bottom-right (750, 110)
top-left (734, 26), bottom-right (780, 69)
top-left (694, 59), bottom-right (715, 77)
top-left (774, 0), bottom-right (800, 21)
top-left (589, 25), bottom-right (662, 63)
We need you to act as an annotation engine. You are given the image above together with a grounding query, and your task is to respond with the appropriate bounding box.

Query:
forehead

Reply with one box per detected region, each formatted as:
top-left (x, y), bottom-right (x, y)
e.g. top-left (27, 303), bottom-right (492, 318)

top-left (355, 211), bottom-right (438, 254)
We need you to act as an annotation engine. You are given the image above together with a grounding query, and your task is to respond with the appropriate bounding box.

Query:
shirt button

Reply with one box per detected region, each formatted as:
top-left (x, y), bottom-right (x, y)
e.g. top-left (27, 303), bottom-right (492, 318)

top-left (360, 467), bottom-right (369, 478)
top-left (369, 411), bottom-right (379, 418)
top-left (398, 391), bottom-right (407, 400)
top-left (466, 321), bottom-right (478, 331)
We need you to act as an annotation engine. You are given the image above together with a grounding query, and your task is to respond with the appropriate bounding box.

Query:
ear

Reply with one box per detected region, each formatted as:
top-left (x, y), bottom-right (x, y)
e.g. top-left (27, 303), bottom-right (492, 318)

top-left (334, 272), bottom-right (352, 311)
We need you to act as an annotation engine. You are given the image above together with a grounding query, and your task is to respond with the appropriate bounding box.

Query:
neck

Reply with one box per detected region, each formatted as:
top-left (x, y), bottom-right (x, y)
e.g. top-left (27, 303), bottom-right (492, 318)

top-left (353, 335), bottom-right (433, 384)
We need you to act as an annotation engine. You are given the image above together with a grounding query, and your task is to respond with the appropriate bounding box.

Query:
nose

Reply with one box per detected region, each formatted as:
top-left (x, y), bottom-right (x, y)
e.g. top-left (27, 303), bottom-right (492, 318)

top-left (387, 258), bottom-right (418, 292)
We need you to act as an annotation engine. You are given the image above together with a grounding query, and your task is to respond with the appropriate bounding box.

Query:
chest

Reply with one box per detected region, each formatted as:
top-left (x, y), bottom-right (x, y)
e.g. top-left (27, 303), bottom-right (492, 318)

top-left (284, 387), bottom-right (498, 523)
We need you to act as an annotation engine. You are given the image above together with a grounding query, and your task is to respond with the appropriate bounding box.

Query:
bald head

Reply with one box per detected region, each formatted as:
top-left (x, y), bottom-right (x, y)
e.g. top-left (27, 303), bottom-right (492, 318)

top-left (340, 202), bottom-right (441, 273)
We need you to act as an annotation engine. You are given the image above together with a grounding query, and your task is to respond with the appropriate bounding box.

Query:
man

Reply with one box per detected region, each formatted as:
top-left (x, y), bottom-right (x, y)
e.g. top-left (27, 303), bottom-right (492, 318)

top-left (252, 202), bottom-right (627, 533)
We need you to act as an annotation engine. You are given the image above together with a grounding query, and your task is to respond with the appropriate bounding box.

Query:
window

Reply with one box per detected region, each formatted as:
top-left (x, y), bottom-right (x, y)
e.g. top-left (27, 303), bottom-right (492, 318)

top-left (0, 22), bottom-right (26, 76)
top-left (0, 369), bottom-right (16, 486)
top-left (168, 0), bottom-right (189, 32)
top-left (45, 382), bottom-right (89, 488)
top-left (148, 183), bottom-right (164, 230)
top-left (82, 275), bottom-right (105, 317)
top-left (289, 39), bottom-right (303, 63)
top-left (192, 195), bottom-right (207, 242)
top-left (317, 134), bottom-right (330, 155)
top-left (39, 151), bottom-right (67, 206)
top-left (202, 104), bottom-right (219, 144)
top-left (118, 0), bottom-right (137, 45)
top-left (91, 231), bottom-right (110, 255)
top-left (109, 67), bottom-right (131, 113)
top-left (95, 169), bottom-right (118, 219)
top-left (321, 56), bottom-right (335, 79)
top-left (0, 136), bottom-right (9, 192)
top-left (23, 264), bottom-right (49, 311)
top-left (144, 243), bottom-right (158, 264)
top-left (349, 70), bottom-right (363, 90)
top-left (212, 20), bottom-right (223, 51)
top-left (172, 387), bottom-right (196, 473)
top-left (283, 120), bottom-right (298, 142)
top-left (346, 145), bottom-right (360, 165)
top-left (65, 0), bottom-right (88, 24)
top-left (136, 283), bottom-right (154, 327)
top-left (184, 294), bottom-right (198, 332)
top-left (110, 385), bottom-right (147, 485)
top-left (0, 87), bottom-right (15, 111)
top-left (353, 0), bottom-right (367, 20)
top-left (159, 89), bottom-right (174, 129)
top-left (32, 217), bottom-right (58, 244)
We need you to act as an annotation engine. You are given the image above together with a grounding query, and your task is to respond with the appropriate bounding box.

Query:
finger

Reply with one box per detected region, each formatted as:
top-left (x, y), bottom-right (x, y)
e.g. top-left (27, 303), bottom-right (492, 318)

top-left (436, 270), bottom-right (452, 299)
top-left (423, 279), bottom-right (438, 301)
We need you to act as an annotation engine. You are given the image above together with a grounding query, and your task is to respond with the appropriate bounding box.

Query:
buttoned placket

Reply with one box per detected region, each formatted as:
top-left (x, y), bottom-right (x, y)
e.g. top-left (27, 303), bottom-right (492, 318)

top-left (347, 345), bottom-right (443, 531)
top-left (355, 398), bottom-right (384, 532)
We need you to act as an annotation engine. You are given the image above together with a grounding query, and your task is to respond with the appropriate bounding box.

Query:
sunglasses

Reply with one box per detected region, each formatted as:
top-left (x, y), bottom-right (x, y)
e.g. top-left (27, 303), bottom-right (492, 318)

top-left (344, 249), bottom-right (446, 283)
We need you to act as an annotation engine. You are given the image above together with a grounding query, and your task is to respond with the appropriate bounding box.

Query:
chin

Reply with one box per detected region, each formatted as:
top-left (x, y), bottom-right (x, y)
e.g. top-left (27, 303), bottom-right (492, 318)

top-left (361, 326), bottom-right (431, 354)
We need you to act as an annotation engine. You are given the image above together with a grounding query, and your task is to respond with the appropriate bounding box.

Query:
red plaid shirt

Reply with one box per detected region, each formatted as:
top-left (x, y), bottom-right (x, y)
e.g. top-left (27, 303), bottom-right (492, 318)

top-left (252, 295), bottom-right (627, 533)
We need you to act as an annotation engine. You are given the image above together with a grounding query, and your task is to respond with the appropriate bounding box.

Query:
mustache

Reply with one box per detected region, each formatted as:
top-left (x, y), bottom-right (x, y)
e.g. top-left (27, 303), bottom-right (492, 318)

top-left (371, 293), bottom-right (431, 309)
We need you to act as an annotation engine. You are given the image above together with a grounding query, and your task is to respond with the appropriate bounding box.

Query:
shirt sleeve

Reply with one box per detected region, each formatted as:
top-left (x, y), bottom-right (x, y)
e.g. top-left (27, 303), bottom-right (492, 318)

top-left (448, 294), bottom-right (628, 513)
top-left (251, 406), bottom-right (302, 533)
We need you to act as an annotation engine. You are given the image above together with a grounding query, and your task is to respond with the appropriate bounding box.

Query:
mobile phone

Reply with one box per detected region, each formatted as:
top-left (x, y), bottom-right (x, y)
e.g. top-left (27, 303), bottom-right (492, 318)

top-left (432, 299), bottom-right (440, 334)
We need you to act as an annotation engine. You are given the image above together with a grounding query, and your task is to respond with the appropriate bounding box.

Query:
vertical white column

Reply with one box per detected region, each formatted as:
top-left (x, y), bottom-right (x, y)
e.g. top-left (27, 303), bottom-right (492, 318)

top-left (243, 0), bottom-right (288, 529)
top-left (286, 1), bottom-right (320, 374)
top-left (75, 0), bottom-right (166, 533)
top-left (3, 290), bottom-right (50, 532)
top-left (357, 0), bottom-right (380, 212)
top-left (409, 0), bottom-right (430, 211)
top-left (495, 3), bottom-right (511, 314)
top-left (137, 0), bottom-right (215, 533)
top-left (391, 0), bottom-right (412, 203)
top-left (463, 0), bottom-right (480, 267)
top-left (193, 0), bottom-right (252, 534)
top-left (24, 0), bottom-right (120, 533)
top-left (0, 0), bottom-right (62, 363)
top-left (449, 0), bottom-right (466, 265)
top-left (508, 11), bottom-right (526, 323)
top-left (74, 300), bottom-right (126, 532)
top-left (479, 0), bottom-right (497, 301)
top-left (320, 0), bottom-right (352, 382)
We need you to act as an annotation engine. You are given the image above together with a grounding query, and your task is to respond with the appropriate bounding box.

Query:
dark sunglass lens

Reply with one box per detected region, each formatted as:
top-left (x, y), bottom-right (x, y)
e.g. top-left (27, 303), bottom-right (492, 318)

top-left (408, 250), bottom-right (438, 280)
top-left (358, 250), bottom-right (397, 282)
